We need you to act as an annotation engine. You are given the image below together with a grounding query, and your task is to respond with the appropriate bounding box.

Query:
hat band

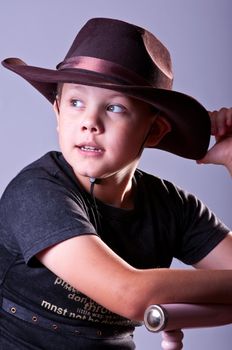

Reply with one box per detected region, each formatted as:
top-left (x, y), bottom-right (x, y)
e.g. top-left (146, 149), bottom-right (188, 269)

top-left (57, 56), bottom-right (152, 87)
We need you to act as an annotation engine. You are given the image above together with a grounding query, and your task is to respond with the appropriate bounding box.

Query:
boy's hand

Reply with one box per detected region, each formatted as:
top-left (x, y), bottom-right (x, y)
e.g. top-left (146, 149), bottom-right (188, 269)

top-left (197, 108), bottom-right (232, 175)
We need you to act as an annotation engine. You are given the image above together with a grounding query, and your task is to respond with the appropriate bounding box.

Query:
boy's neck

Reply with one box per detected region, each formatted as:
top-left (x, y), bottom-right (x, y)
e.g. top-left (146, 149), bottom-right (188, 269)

top-left (94, 179), bottom-right (135, 209)
top-left (78, 171), bottom-right (136, 209)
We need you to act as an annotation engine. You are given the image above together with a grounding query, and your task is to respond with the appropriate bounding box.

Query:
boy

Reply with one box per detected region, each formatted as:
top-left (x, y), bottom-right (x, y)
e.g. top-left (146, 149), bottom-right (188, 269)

top-left (0, 18), bottom-right (232, 350)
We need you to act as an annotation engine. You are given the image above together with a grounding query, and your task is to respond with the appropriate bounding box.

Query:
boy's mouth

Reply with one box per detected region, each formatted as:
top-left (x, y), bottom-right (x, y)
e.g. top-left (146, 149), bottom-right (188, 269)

top-left (77, 143), bottom-right (104, 153)
top-left (80, 145), bottom-right (102, 153)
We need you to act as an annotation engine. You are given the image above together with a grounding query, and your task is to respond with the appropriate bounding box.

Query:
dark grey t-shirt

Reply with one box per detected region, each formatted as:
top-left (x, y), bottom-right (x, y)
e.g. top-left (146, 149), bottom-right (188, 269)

top-left (0, 151), bottom-right (229, 328)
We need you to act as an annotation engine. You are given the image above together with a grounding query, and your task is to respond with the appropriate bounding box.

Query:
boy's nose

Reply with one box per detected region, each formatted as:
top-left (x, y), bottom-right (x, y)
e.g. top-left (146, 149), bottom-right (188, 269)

top-left (80, 111), bottom-right (104, 134)
top-left (82, 123), bottom-right (98, 133)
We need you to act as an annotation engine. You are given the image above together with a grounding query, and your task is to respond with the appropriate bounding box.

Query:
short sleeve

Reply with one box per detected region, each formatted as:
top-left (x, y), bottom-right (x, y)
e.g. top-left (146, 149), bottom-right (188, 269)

top-left (174, 188), bottom-right (229, 265)
top-left (0, 170), bottom-right (98, 264)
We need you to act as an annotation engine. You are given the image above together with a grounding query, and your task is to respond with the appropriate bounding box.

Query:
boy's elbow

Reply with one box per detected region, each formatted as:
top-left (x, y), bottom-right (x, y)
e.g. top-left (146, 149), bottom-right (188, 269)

top-left (115, 269), bottom-right (169, 321)
top-left (118, 287), bottom-right (152, 321)
top-left (124, 301), bottom-right (146, 321)
top-left (114, 273), bottom-right (154, 321)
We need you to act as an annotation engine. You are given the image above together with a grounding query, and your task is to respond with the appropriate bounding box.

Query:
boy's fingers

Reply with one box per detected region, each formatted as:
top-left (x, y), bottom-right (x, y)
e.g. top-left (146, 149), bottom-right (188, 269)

top-left (226, 108), bottom-right (232, 126)
top-left (208, 108), bottom-right (232, 136)
top-left (208, 110), bottom-right (218, 135)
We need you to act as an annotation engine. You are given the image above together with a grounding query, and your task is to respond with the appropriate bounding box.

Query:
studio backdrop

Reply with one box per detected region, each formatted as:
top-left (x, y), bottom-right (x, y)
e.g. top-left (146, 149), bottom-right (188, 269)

top-left (0, 1), bottom-right (231, 349)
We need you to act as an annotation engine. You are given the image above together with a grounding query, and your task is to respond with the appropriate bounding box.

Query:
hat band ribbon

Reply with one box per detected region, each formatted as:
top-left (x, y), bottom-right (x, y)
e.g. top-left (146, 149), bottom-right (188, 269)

top-left (57, 56), bottom-right (152, 86)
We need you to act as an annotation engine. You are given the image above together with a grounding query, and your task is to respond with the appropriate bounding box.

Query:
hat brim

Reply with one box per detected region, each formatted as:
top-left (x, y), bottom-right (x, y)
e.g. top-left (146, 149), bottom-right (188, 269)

top-left (2, 58), bottom-right (211, 160)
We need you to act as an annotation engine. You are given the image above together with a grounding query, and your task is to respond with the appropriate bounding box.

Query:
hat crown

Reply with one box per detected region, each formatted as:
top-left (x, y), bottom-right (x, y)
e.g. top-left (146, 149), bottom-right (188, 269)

top-left (62, 18), bottom-right (173, 89)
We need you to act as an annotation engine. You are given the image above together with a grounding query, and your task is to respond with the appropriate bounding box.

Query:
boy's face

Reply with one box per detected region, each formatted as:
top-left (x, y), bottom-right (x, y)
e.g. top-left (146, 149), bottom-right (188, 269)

top-left (54, 83), bottom-right (158, 185)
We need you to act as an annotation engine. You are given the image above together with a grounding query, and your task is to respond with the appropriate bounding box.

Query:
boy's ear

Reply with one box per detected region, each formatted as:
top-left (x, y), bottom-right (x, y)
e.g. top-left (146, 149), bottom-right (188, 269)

top-left (53, 98), bottom-right (60, 115)
top-left (145, 114), bottom-right (172, 147)
top-left (53, 99), bottom-right (60, 131)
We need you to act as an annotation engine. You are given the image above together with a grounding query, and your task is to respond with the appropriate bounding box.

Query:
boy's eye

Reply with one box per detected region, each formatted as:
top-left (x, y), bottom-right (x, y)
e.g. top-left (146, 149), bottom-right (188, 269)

top-left (71, 99), bottom-right (84, 108)
top-left (107, 104), bottom-right (126, 113)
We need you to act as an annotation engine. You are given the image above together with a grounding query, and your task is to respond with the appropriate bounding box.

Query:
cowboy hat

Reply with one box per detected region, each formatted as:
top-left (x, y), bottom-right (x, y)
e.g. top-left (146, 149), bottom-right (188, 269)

top-left (1, 17), bottom-right (210, 159)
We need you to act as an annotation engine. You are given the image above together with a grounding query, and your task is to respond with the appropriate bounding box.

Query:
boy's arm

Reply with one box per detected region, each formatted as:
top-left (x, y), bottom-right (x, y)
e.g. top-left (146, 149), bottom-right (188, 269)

top-left (197, 107), bottom-right (232, 175)
top-left (37, 233), bottom-right (232, 322)
top-left (194, 232), bottom-right (232, 269)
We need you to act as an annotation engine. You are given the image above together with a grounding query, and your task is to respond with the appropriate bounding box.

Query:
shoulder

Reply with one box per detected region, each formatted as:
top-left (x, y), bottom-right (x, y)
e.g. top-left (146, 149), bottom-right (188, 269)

top-left (1, 151), bottom-right (77, 198)
top-left (134, 169), bottom-right (212, 219)
top-left (19, 151), bottom-right (71, 180)
top-left (0, 152), bottom-right (97, 262)
top-left (135, 169), bottom-right (187, 201)
top-left (0, 151), bottom-right (87, 224)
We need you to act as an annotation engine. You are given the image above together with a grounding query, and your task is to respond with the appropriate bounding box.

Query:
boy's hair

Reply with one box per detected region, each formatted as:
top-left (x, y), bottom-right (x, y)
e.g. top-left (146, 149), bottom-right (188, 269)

top-left (56, 83), bottom-right (63, 100)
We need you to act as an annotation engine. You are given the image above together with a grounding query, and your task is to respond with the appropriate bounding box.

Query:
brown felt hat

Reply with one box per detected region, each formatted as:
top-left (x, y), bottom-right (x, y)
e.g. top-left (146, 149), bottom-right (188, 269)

top-left (1, 17), bottom-right (210, 159)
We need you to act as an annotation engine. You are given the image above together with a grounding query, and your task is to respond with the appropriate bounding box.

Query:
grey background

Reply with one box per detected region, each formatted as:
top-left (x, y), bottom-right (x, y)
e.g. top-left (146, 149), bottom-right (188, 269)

top-left (0, 1), bottom-right (231, 349)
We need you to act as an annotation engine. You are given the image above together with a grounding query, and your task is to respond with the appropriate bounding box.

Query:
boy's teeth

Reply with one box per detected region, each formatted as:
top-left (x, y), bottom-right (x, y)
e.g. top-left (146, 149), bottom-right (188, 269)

top-left (83, 146), bottom-right (94, 150)
top-left (81, 146), bottom-right (101, 152)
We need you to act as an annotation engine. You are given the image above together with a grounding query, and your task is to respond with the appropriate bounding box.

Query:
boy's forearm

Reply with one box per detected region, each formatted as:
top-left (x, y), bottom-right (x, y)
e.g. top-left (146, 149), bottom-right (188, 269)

top-left (38, 235), bottom-right (232, 321)
top-left (127, 268), bottom-right (232, 321)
